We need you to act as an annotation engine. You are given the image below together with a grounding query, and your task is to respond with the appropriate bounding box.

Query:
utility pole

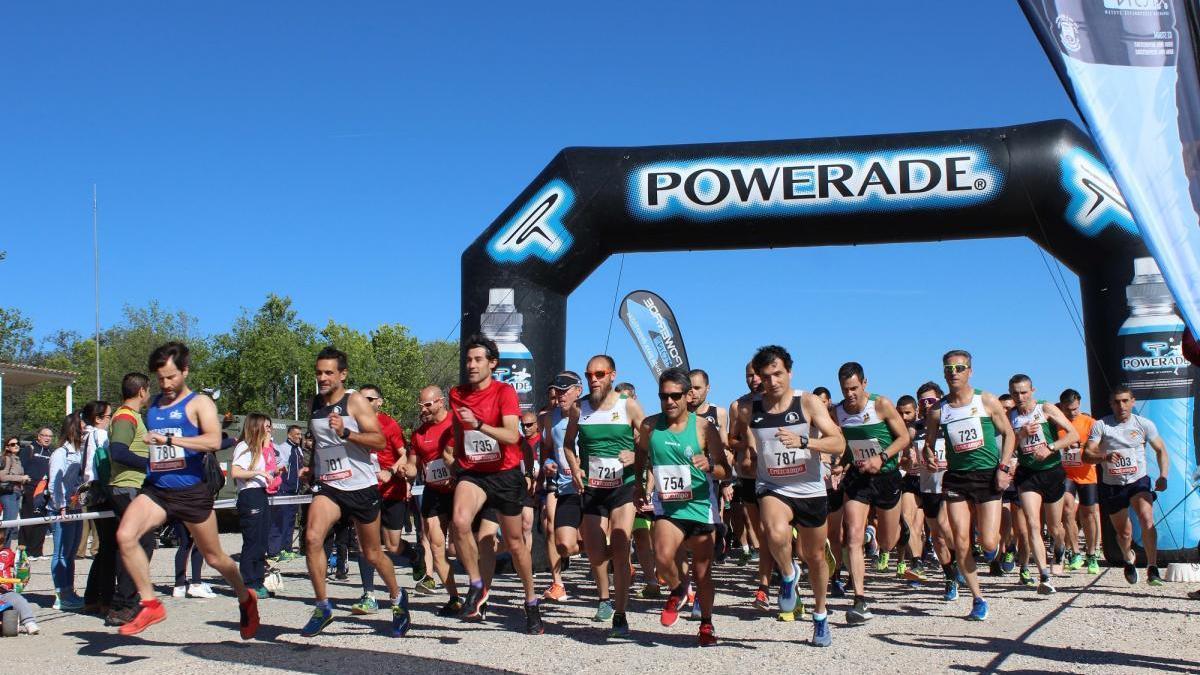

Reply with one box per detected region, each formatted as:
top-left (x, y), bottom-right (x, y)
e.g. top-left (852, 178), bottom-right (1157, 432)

top-left (93, 185), bottom-right (101, 398)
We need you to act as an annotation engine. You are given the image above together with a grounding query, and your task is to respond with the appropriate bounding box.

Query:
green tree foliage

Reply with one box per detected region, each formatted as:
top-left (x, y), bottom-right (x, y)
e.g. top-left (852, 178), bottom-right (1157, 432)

top-left (0, 307), bottom-right (34, 362)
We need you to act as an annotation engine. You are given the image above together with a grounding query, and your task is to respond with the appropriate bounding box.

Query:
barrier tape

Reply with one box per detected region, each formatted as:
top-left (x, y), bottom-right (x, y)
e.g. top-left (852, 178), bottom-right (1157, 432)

top-left (0, 493), bottom-right (317, 529)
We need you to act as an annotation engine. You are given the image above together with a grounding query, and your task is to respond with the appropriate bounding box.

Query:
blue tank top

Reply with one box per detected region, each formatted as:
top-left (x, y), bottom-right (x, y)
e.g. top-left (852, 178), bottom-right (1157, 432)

top-left (145, 392), bottom-right (204, 489)
top-left (548, 407), bottom-right (576, 495)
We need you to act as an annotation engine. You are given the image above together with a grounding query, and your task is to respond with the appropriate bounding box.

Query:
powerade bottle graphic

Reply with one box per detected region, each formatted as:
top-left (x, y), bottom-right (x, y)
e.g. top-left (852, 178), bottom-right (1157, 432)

top-left (1119, 257), bottom-right (1199, 550)
top-left (481, 288), bottom-right (536, 412)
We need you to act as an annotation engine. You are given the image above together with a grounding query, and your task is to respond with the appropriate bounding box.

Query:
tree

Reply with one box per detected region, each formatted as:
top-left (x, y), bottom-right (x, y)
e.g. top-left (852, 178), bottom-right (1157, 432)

top-left (420, 339), bottom-right (459, 395)
top-left (0, 307), bottom-right (34, 363)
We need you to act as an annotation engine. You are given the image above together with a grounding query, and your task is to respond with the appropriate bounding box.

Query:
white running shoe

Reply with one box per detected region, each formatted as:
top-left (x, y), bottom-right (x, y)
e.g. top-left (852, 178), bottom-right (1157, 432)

top-left (172, 585), bottom-right (188, 598)
top-left (187, 583), bottom-right (217, 599)
top-left (22, 620), bottom-right (40, 635)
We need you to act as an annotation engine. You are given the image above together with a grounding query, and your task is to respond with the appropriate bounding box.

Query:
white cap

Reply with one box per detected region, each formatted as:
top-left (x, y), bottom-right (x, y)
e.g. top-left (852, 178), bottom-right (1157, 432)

top-left (1134, 256), bottom-right (1163, 279)
top-left (488, 288), bottom-right (515, 307)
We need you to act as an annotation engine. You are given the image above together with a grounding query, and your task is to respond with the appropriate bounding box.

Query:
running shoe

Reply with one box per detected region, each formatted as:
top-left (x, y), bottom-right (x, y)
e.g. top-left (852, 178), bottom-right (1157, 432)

top-left (752, 589), bottom-right (770, 610)
top-left (390, 590), bottom-right (411, 637)
top-left (955, 565), bottom-right (967, 586)
top-left (943, 579), bottom-right (959, 602)
top-left (526, 602), bottom-right (545, 635)
top-left (811, 615), bottom-right (831, 647)
top-left (278, 551), bottom-right (299, 562)
top-left (830, 578), bottom-right (847, 598)
top-left (698, 621), bottom-right (718, 647)
top-left (1086, 555), bottom-right (1100, 575)
top-left (967, 597), bottom-right (988, 621)
top-left (735, 549), bottom-right (752, 566)
top-left (972, 543), bottom-right (984, 561)
top-left (543, 582), bottom-right (569, 602)
top-left (21, 620), bottom-right (39, 635)
top-left (690, 599), bottom-right (702, 621)
top-left (1037, 576), bottom-right (1056, 595)
top-left (1187, 589), bottom-right (1200, 600)
top-left (661, 592), bottom-right (683, 627)
top-left (118, 599), bottom-right (166, 636)
top-left (437, 596), bottom-right (463, 617)
top-left (904, 566), bottom-right (928, 583)
top-left (255, 586), bottom-right (271, 600)
top-left (300, 602), bottom-right (334, 637)
top-left (749, 549), bottom-right (760, 563)
top-left (778, 562), bottom-right (801, 613)
top-left (1000, 551), bottom-right (1016, 573)
top-left (639, 584), bottom-right (662, 599)
top-left (460, 585), bottom-right (489, 622)
top-left (824, 540), bottom-right (837, 573)
top-left (846, 597), bottom-right (873, 624)
top-left (896, 560), bottom-right (908, 578)
top-left (188, 582), bottom-right (216, 599)
top-left (104, 606), bottom-right (136, 627)
top-left (55, 593), bottom-right (84, 611)
top-left (239, 592), bottom-right (260, 640)
top-left (593, 599), bottom-right (615, 623)
top-left (1019, 567), bottom-right (1036, 587)
top-left (1123, 563), bottom-right (1139, 585)
top-left (874, 551), bottom-right (890, 572)
top-left (1147, 566), bottom-right (1164, 587)
top-left (1067, 552), bottom-right (1084, 571)
top-left (989, 559), bottom-right (1004, 577)
top-left (352, 593), bottom-right (379, 615)
top-left (864, 525), bottom-right (878, 558)
top-left (609, 611), bottom-right (630, 638)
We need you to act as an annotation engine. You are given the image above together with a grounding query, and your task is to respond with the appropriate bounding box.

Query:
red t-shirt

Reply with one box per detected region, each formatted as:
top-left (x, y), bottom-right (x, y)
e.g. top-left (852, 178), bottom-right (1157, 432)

top-left (451, 380), bottom-right (522, 473)
top-left (375, 412), bottom-right (408, 502)
top-left (411, 414), bottom-right (455, 493)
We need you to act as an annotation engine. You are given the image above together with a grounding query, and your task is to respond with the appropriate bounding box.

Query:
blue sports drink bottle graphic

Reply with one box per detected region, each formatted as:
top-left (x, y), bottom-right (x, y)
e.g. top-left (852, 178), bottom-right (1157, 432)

top-left (481, 288), bottom-right (536, 412)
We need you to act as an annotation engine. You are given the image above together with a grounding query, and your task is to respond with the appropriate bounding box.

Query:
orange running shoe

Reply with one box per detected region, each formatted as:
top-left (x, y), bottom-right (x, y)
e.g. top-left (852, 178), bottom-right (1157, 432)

top-left (542, 583), bottom-right (569, 602)
top-left (118, 599), bottom-right (166, 636)
top-left (240, 591), bottom-right (260, 640)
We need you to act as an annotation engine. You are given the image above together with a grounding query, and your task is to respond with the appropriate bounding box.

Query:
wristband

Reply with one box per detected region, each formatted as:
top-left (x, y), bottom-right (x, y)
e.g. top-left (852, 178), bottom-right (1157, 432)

top-left (474, 418), bottom-right (483, 431)
top-left (340, 428), bottom-right (351, 440)
top-left (166, 433), bottom-right (174, 447)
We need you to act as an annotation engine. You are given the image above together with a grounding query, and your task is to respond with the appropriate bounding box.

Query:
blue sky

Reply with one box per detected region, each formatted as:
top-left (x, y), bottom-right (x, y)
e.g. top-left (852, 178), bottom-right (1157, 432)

top-left (0, 2), bottom-right (1097, 411)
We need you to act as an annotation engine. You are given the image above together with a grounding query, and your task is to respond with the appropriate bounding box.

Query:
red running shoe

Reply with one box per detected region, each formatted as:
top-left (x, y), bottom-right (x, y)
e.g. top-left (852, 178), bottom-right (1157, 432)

top-left (240, 591), bottom-right (260, 640)
top-left (118, 599), bottom-right (166, 636)
top-left (699, 622), bottom-right (718, 647)
top-left (661, 592), bottom-right (683, 627)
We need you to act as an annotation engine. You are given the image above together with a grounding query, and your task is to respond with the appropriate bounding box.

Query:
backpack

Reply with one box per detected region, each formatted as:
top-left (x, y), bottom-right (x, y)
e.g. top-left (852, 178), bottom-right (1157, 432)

top-left (203, 452), bottom-right (226, 498)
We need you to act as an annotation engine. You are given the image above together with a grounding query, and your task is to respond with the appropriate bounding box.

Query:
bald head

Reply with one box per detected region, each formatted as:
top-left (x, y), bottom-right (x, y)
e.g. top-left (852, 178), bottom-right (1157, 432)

top-left (418, 385), bottom-right (447, 423)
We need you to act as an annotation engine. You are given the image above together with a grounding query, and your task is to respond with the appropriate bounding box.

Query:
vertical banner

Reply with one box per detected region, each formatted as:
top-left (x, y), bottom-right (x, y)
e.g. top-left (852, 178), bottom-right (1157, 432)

top-left (618, 290), bottom-right (690, 378)
top-left (1021, 0), bottom-right (1200, 551)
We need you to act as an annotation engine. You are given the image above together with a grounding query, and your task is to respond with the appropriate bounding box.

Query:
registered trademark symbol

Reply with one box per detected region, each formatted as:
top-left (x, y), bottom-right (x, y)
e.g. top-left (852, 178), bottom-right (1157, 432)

top-left (974, 178), bottom-right (987, 190)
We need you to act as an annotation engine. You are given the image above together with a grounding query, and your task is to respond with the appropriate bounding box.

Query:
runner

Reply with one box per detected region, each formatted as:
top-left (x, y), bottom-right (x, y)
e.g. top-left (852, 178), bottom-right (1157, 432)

top-left (736, 345), bottom-right (845, 647)
top-left (519, 411), bottom-right (541, 555)
top-left (448, 334), bottom-right (542, 634)
top-left (994, 393), bottom-right (1026, 579)
top-left (894, 394), bottom-right (927, 586)
top-left (1006, 374), bottom-right (1078, 594)
top-left (406, 385), bottom-right (462, 615)
top-left (1082, 385), bottom-right (1170, 586)
top-left (352, 384), bottom-right (428, 614)
top-left (813, 387), bottom-right (848, 598)
top-left (298, 347), bottom-right (409, 638)
top-left (114, 342), bottom-right (259, 638)
top-left (833, 362), bottom-right (911, 624)
top-left (635, 368), bottom-right (731, 647)
top-left (913, 382), bottom-right (960, 600)
top-left (922, 349), bottom-right (1015, 621)
top-left (540, 372), bottom-right (584, 602)
top-left (563, 355), bottom-right (645, 637)
top-left (688, 368), bottom-right (729, 611)
top-left (727, 361), bottom-right (771, 609)
top-left (1057, 388), bottom-right (1101, 574)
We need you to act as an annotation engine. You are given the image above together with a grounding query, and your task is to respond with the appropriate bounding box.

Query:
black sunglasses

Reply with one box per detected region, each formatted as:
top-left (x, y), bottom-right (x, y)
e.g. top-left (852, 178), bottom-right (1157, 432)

top-left (364, 395), bottom-right (381, 402)
top-left (658, 391), bottom-right (686, 401)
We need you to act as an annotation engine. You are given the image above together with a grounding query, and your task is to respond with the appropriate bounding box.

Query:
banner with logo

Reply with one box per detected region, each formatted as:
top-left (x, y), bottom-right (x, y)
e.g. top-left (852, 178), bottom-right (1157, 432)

top-left (618, 290), bottom-right (690, 378)
top-left (1020, 0), bottom-right (1200, 555)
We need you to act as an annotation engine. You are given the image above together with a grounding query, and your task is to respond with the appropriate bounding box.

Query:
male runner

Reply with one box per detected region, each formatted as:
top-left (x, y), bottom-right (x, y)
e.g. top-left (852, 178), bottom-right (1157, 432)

top-left (922, 349), bottom-right (1015, 621)
top-left (994, 392), bottom-right (1027, 579)
top-left (689, 369), bottom-right (730, 590)
top-left (635, 368), bottom-right (731, 647)
top-left (1058, 388), bottom-right (1101, 574)
top-left (833, 362), bottom-right (911, 623)
top-left (299, 347), bottom-right (409, 637)
top-left (1083, 385), bottom-right (1169, 586)
top-left (814, 386), bottom-right (848, 598)
top-left (727, 361), bottom-right (770, 608)
top-left (449, 334), bottom-right (542, 633)
top-left (114, 342), bottom-right (258, 638)
top-left (540, 372), bottom-right (584, 602)
top-left (1007, 374), bottom-right (1078, 594)
top-left (737, 345), bottom-right (845, 647)
top-left (407, 385), bottom-right (462, 615)
top-left (894, 395), bottom-right (926, 585)
top-left (914, 382), bottom-right (959, 600)
top-left (563, 355), bottom-right (645, 637)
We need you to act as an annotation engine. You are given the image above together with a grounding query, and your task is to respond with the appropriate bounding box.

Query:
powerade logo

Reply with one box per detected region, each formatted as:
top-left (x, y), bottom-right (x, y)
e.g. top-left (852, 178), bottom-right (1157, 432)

top-left (623, 297), bottom-right (684, 375)
top-left (1122, 340), bottom-right (1189, 371)
top-left (487, 179), bottom-right (575, 264)
top-left (626, 146), bottom-right (1003, 221)
top-left (1059, 147), bottom-right (1138, 238)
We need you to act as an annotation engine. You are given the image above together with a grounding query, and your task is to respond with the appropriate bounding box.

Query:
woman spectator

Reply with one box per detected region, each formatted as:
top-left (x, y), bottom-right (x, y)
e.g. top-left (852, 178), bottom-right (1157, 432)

top-left (48, 411), bottom-right (86, 610)
top-left (81, 400), bottom-right (115, 613)
top-left (230, 413), bottom-right (279, 599)
top-left (0, 436), bottom-right (30, 548)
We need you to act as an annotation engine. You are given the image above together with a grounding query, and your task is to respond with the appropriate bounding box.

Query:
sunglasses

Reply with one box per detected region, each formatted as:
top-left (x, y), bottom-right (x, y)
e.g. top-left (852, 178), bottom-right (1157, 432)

top-left (4, 442), bottom-right (17, 447)
top-left (521, 422), bottom-right (537, 428)
top-left (658, 391), bottom-right (686, 402)
top-left (943, 363), bottom-right (970, 374)
top-left (364, 396), bottom-right (381, 402)
top-left (918, 396), bottom-right (938, 406)
top-left (585, 370), bottom-right (611, 380)
top-left (419, 398), bottom-right (443, 409)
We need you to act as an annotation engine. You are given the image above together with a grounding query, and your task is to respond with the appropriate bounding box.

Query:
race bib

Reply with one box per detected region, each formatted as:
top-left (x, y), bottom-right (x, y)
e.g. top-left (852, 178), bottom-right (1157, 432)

top-left (588, 456), bottom-right (624, 489)
top-left (370, 452), bottom-right (382, 473)
top-left (1062, 444), bottom-right (1083, 467)
top-left (424, 458), bottom-right (450, 485)
top-left (1021, 433), bottom-right (1050, 457)
top-left (931, 439), bottom-right (948, 470)
top-left (149, 443), bottom-right (186, 472)
top-left (655, 464), bottom-right (693, 501)
top-left (463, 429), bottom-right (501, 463)
top-left (1106, 452), bottom-right (1137, 477)
top-left (848, 438), bottom-right (882, 466)
top-left (319, 445), bottom-right (352, 483)
top-left (762, 446), bottom-right (809, 478)
top-left (946, 417), bottom-right (984, 453)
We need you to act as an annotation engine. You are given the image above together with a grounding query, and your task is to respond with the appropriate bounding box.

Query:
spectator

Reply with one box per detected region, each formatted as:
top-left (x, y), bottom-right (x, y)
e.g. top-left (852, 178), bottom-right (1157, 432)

top-left (171, 520), bottom-right (214, 598)
top-left (76, 400), bottom-right (112, 562)
top-left (18, 427), bottom-right (54, 559)
top-left (0, 528), bottom-right (39, 634)
top-left (1, 436), bottom-right (31, 547)
top-left (268, 424), bottom-right (303, 563)
top-left (231, 413), bottom-right (279, 599)
top-left (48, 411), bottom-right (86, 610)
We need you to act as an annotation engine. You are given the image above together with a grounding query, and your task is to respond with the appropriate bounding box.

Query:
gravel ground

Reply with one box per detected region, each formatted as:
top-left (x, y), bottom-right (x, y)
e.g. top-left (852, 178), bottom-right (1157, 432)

top-left (5, 533), bottom-right (1200, 674)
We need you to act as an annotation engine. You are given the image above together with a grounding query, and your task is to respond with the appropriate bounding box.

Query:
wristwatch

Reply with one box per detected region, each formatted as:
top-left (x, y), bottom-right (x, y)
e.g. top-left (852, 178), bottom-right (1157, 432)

top-left (998, 464), bottom-right (1012, 474)
top-left (474, 418), bottom-right (483, 431)
top-left (799, 435), bottom-right (809, 450)
top-left (340, 428), bottom-right (351, 440)
top-left (165, 433), bottom-right (174, 447)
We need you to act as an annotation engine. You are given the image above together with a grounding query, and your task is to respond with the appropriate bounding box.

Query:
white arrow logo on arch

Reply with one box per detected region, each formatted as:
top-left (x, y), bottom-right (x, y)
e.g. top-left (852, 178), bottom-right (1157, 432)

top-left (487, 179), bottom-right (575, 264)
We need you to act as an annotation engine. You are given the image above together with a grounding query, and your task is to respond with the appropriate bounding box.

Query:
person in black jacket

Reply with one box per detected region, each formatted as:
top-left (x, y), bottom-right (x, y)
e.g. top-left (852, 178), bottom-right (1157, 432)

top-left (268, 425), bottom-right (304, 562)
top-left (18, 427), bottom-right (54, 558)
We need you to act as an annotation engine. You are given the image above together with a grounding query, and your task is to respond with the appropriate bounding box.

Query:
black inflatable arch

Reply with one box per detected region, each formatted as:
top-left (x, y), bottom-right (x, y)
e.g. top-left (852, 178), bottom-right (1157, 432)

top-left (462, 120), bottom-right (1146, 415)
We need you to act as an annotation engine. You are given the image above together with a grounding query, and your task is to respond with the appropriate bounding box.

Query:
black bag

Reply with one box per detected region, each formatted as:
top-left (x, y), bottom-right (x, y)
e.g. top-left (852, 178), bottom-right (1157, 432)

top-left (203, 452), bottom-right (226, 498)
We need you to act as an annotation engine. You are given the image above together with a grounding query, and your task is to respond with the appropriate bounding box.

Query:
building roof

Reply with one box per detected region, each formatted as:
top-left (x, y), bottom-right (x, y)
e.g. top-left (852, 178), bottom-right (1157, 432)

top-left (0, 361), bottom-right (78, 387)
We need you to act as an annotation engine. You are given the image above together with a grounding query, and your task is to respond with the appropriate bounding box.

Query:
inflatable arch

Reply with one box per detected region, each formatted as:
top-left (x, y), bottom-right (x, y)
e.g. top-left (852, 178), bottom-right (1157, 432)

top-left (460, 120), bottom-right (1199, 560)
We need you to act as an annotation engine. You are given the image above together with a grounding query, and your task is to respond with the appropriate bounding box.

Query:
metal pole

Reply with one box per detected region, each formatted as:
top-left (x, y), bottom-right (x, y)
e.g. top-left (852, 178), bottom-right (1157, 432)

top-left (293, 374), bottom-right (299, 420)
top-left (93, 184), bottom-right (101, 399)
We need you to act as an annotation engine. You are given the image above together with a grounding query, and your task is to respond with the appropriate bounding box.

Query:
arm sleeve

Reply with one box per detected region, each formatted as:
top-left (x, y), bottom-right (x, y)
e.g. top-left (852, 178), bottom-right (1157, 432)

top-left (110, 442), bottom-right (148, 471)
top-left (109, 416), bottom-right (149, 471)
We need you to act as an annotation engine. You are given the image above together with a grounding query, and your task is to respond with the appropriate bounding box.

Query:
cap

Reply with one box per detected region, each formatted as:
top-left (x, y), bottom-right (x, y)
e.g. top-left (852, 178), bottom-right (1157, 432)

top-left (549, 373), bottom-right (582, 390)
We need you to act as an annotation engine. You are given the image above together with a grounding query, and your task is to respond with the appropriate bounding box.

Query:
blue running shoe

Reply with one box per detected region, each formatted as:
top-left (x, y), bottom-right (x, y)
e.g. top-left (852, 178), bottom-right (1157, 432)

top-left (811, 616), bottom-right (831, 647)
top-left (955, 566), bottom-right (967, 586)
top-left (778, 561), bottom-right (800, 614)
top-left (829, 578), bottom-right (847, 598)
top-left (967, 597), bottom-right (988, 621)
top-left (943, 579), bottom-right (959, 602)
top-left (391, 590), bottom-right (411, 637)
top-left (301, 602), bottom-right (335, 637)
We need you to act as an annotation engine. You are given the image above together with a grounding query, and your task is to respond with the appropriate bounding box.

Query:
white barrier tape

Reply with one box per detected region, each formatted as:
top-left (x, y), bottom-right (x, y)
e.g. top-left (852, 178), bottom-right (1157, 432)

top-left (212, 494), bottom-right (314, 510)
top-left (0, 494), bottom-right (315, 528)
